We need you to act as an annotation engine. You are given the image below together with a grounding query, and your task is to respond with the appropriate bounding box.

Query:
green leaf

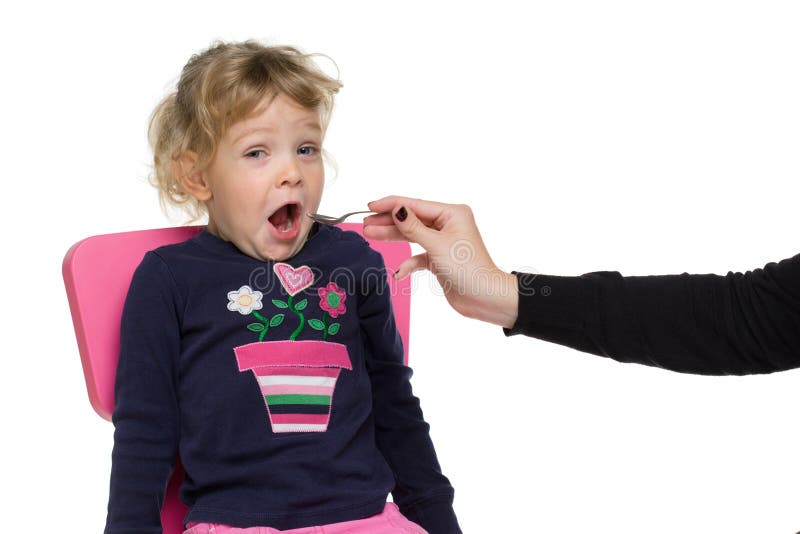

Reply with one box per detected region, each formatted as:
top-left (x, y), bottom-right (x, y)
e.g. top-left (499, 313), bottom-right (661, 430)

top-left (247, 323), bottom-right (265, 332)
top-left (308, 318), bottom-right (325, 330)
top-left (269, 314), bottom-right (285, 327)
top-left (327, 323), bottom-right (340, 336)
top-left (294, 298), bottom-right (308, 311)
top-left (272, 299), bottom-right (289, 309)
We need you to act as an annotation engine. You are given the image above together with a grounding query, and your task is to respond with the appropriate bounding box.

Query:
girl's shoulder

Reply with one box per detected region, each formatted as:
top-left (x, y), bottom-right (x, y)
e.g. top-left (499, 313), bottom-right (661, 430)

top-left (326, 224), bottom-right (369, 247)
top-left (321, 225), bottom-right (383, 269)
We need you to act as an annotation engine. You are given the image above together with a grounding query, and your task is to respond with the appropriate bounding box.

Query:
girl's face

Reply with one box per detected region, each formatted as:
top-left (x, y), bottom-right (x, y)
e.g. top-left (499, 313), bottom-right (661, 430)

top-left (202, 92), bottom-right (325, 262)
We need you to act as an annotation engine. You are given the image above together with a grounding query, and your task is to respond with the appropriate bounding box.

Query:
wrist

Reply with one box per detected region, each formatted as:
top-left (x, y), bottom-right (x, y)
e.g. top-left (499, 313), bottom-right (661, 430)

top-left (456, 269), bottom-right (519, 328)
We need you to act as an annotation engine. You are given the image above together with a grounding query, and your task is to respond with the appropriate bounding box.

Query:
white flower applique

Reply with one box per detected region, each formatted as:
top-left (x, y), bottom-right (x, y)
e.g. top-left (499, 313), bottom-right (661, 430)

top-left (227, 285), bottom-right (264, 315)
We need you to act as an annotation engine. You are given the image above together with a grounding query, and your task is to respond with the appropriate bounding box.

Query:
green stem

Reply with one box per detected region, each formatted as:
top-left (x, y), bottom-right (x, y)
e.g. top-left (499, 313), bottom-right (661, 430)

top-left (252, 310), bottom-right (269, 341)
top-left (323, 312), bottom-right (329, 341)
top-left (288, 295), bottom-right (305, 340)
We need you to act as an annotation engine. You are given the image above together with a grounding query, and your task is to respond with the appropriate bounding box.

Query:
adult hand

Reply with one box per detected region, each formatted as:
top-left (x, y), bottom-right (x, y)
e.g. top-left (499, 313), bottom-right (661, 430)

top-left (363, 196), bottom-right (519, 329)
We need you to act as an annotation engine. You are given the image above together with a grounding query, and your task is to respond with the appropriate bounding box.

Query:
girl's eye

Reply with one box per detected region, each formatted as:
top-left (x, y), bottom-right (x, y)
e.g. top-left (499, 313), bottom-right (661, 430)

top-left (298, 146), bottom-right (317, 157)
top-left (245, 149), bottom-right (266, 158)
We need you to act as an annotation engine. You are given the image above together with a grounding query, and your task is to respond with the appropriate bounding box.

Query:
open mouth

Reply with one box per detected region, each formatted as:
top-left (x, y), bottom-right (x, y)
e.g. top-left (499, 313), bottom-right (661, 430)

top-left (267, 202), bottom-right (302, 240)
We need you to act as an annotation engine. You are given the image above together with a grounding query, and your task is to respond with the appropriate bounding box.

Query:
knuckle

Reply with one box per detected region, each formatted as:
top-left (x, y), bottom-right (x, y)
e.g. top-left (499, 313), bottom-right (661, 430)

top-left (456, 203), bottom-right (474, 219)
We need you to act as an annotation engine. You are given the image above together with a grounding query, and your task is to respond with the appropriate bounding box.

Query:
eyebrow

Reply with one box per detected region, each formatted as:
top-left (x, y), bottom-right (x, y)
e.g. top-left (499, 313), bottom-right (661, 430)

top-left (232, 121), bottom-right (322, 145)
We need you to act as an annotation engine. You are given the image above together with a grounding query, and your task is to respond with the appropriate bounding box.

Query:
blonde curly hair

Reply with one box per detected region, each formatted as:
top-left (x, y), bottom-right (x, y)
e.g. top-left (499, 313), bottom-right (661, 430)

top-left (147, 40), bottom-right (342, 224)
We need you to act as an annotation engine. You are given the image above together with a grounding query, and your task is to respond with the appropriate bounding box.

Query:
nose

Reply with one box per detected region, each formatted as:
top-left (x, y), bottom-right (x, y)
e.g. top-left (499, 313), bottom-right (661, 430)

top-left (276, 156), bottom-right (303, 188)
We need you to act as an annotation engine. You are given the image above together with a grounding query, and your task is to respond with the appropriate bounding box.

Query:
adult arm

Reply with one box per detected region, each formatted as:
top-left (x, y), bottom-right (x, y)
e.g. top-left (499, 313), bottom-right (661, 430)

top-left (363, 196), bottom-right (800, 376)
top-left (505, 254), bottom-right (800, 375)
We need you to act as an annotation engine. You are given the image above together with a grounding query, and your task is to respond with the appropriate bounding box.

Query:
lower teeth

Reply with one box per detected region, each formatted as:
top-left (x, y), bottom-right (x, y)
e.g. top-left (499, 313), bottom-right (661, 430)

top-left (278, 219), bottom-right (293, 232)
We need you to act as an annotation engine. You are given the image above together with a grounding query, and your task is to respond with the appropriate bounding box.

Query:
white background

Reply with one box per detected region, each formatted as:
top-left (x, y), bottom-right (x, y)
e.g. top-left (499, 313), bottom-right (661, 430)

top-left (2, 1), bottom-right (800, 532)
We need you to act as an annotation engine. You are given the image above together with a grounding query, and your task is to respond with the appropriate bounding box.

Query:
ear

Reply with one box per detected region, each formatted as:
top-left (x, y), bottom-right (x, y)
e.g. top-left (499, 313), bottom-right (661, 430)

top-left (173, 150), bottom-right (212, 202)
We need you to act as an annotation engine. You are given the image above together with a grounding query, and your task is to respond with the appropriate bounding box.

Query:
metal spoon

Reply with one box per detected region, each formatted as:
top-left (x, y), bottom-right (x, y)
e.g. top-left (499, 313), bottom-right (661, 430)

top-left (306, 210), bottom-right (375, 225)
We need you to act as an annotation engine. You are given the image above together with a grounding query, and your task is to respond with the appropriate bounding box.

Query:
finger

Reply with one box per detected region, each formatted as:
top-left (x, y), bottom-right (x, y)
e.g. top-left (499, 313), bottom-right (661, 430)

top-left (390, 203), bottom-right (440, 250)
top-left (368, 196), bottom-right (452, 226)
top-left (362, 223), bottom-right (408, 242)
top-left (367, 195), bottom-right (407, 214)
top-left (394, 252), bottom-right (429, 281)
top-left (362, 212), bottom-right (395, 226)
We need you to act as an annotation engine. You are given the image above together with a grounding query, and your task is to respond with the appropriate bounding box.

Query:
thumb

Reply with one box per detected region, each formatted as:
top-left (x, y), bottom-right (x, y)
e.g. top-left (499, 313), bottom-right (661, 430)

top-left (393, 252), bottom-right (429, 281)
top-left (392, 205), bottom-right (438, 251)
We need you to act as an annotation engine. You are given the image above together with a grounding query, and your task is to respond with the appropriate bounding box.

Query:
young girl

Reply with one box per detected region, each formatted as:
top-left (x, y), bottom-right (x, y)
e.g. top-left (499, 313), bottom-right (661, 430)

top-left (105, 41), bottom-right (461, 534)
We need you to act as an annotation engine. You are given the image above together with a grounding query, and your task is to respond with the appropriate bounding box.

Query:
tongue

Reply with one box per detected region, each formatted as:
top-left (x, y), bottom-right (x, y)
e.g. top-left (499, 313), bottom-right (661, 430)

top-left (269, 205), bottom-right (291, 226)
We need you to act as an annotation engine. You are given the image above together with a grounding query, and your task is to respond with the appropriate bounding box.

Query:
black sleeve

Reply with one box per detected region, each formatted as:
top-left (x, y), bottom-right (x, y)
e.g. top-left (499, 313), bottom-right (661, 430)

top-left (503, 254), bottom-right (800, 376)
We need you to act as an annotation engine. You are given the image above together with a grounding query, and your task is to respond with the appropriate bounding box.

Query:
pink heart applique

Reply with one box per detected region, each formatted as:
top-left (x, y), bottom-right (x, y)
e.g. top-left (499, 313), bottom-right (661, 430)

top-left (273, 263), bottom-right (315, 296)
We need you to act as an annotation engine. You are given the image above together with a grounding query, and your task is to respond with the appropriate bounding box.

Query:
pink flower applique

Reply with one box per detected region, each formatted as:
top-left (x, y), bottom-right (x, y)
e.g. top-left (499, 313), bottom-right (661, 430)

top-left (318, 282), bottom-right (347, 318)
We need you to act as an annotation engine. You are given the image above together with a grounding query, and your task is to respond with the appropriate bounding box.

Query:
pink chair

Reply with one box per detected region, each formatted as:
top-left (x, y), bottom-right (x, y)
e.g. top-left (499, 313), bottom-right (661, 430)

top-left (62, 224), bottom-right (412, 534)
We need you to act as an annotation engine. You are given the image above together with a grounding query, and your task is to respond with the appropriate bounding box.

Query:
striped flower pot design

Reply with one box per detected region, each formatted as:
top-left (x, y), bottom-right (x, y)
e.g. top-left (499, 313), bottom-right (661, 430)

top-left (234, 340), bottom-right (352, 433)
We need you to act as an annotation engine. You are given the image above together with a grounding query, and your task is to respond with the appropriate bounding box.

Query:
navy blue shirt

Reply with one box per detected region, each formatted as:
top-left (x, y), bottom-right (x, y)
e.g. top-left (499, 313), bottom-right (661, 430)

top-left (105, 223), bottom-right (460, 533)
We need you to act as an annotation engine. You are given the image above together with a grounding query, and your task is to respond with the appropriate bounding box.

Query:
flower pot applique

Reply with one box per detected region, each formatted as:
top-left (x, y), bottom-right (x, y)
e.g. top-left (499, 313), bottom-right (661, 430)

top-left (227, 263), bottom-right (352, 433)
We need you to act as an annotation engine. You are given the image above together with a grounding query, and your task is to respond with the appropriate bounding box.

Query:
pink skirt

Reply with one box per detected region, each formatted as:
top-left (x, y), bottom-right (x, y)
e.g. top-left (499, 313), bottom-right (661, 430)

top-left (183, 503), bottom-right (427, 534)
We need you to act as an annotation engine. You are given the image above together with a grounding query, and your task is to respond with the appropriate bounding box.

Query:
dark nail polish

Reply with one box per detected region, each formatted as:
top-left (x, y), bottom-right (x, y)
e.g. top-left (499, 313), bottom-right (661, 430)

top-left (396, 207), bottom-right (407, 222)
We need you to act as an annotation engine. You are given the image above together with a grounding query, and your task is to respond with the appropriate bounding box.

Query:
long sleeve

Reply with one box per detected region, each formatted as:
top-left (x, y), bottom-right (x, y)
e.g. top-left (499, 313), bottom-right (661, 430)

top-left (503, 253), bottom-right (800, 375)
top-left (105, 252), bottom-right (183, 534)
top-left (358, 250), bottom-right (461, 534)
